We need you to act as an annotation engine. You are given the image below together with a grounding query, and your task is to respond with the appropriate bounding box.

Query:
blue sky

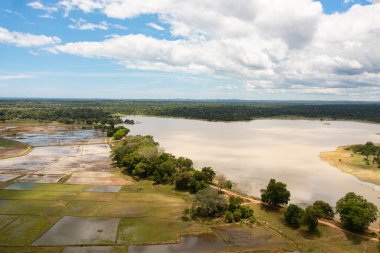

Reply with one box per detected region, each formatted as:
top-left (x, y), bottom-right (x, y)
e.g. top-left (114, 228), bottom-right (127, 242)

top-left (0, 0), bottom-right (379, 100)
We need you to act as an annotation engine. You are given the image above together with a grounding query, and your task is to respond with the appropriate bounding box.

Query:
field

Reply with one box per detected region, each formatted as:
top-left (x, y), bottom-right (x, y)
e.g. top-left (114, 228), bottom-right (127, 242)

top-left (0, 138), bottom-right (31, 159)
top-left (320, 146), bottom-right (380, 185)
top-left (0, 122), bottom-right (379, 252)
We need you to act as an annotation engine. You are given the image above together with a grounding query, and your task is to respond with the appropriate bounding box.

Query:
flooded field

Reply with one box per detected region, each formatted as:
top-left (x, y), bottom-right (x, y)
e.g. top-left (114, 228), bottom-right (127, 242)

top-left (124, 116), bottom-right (380, 208)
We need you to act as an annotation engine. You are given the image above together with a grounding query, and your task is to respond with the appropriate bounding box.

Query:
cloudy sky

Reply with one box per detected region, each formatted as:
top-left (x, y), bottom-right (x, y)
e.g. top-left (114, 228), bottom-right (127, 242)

top-left (0, 0), bottom-right (379, 100)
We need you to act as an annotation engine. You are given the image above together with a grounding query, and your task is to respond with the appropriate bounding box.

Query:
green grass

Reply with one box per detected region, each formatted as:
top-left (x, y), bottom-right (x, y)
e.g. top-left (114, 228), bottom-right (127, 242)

top-left (117, 217), bottom-right (211, 245)
top-left (0, 247), bottom-right (63, 253)
top-left (0, 190), bottom-right (78, 201)
top-left (0, 138), bottom-right (28, 149)
top-left (54, 201), bottom-right (106, 216)
top-left (0, 216), bottom-right (59, 246)
top-left (250, 204), bottom-right (379, 253)
top-left (1, 200), bottom-right (67, 216)
top-left (74, 192), bottom-right (117, 202)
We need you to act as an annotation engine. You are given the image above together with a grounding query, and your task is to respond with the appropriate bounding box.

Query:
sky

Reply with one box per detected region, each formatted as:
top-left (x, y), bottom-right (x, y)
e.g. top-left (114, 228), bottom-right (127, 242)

top-left (0, 0), bottom-right (379, 100)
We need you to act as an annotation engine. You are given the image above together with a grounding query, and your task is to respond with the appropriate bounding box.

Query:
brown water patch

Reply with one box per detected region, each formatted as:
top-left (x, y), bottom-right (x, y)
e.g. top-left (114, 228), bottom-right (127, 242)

top-left (86, 186), bottom-right (121, 193)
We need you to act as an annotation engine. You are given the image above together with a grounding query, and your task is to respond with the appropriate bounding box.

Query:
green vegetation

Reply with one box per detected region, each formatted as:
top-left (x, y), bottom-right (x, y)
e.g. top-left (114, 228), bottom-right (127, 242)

top-left (189, 188), bottom-right (227, 218)
top-left (107, 126), bottom-right (130, 140)
top-left (224, 196), bottom-right (254, 223)
top-left (304, 206), bottom-right (319, 232)
top-left (260, 178), bottom-right (290, 206)
top-left (112, 135), bottom-right (215, 193)
top-left (284, 204), bottom-right (305, 228)
top-left (312, 200), bottom-right (334, 220)
top-left (336, 192), bottom-right (378, 233)
top-left (0, 138), bottom-right (30, 159)
top-left (2, 99), bottom-right (380, 123)
top-left (349, 141), bottom-right (380, 167)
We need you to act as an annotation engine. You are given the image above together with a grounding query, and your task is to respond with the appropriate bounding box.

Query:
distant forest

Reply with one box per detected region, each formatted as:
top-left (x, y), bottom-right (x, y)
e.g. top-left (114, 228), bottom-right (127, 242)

top-left (0, 99), bottom-right (380, 123)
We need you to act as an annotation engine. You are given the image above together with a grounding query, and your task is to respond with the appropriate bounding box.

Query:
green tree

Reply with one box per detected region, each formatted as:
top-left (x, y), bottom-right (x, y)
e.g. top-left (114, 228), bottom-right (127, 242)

top-left (201, 167), bottom-right (216, 183)
top-left (191, 188), bottom-right (227, 218)
top-left (261, 179), bottom-right (290, 206)
top-left (225, 211), bottom-right (234, 223)
top-left (284, 204), bottom-right (305, 229)
top-left (336, 192), bottom-right (378, 233)
top-left (174, 172), bottom-right (192, 191)
top-left (240, 206), bottom-right (254, 219)
top-left (228, 196), bottom-right (244, 212)
top-left (304, 206), bottom-right (319, 232)
top-left (312, 200), bottom-right (334, 220)
top-left (233, 209), bottom-right (242, 222)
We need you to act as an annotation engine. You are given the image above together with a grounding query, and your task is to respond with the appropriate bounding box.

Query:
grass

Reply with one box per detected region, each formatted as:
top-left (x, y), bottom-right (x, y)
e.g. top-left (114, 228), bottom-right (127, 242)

top-left (117, 217), bottom-right (211, 245)
top-left (0, 215), bottom-right (60, 246)
top-left (250, 204), bottom-right (379, 253)
top-left (2, 200), bottom-right (67, 216)
top-left (321, 146), bottom-right (380, 185)
top-left (0, 138), bottom-right (30, 159)
top-left (0, 175), bottom-right (379, 252)
top-left (0, 190), bottom-right (78, 201)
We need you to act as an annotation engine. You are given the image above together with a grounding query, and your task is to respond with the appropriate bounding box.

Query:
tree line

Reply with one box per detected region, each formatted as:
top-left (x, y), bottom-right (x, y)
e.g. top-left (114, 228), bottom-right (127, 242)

top-left (1, 99), bottom-right (380, 123)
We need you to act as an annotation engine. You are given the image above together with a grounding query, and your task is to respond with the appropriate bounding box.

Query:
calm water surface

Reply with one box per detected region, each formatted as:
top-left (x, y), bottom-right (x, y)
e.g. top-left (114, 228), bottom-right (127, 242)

top-left (124, 116), bottom-right (380, 208)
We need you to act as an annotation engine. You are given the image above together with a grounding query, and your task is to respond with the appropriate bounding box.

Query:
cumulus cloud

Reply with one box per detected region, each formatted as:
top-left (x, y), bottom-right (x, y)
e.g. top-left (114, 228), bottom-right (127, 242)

top-left (50, 0), bottom-right (380, 96)
top-left (27, 1), bottom-right (58, 13)
top-left (0, 27), bottom-right (61, 47)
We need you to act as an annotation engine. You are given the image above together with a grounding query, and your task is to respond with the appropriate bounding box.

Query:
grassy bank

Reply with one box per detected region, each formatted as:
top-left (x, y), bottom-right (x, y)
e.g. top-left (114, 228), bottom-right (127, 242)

top-left (320, 146), bottom-right (380, 185)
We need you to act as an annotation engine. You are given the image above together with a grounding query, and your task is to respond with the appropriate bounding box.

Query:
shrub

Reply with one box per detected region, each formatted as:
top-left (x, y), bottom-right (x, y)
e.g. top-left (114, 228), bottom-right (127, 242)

top-left (284, 204), bottom-right (305, 229)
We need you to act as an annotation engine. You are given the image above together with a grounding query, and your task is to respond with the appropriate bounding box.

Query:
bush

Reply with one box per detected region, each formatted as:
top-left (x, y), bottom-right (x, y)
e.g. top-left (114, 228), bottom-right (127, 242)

top-left (336, 192), bottom-right (378, 233)
top-left (228, 196), bottom-right (244, 212)
top-left (233, 209), bottom-right (242, 222)
top-left (240, 206), bottom-right (254, 219)
top-left (191, 188), bottom-right (227, 218)
top-left (312, 200), bottom-right (334, 220)
top-left (284, 204), bottom-right (305, 229)
top-left (261, 179), bottom-right (290, 206)
top-left (225, 211), bottom-right (234, 223)
top-left (304, 206), bottom-right (319, 232)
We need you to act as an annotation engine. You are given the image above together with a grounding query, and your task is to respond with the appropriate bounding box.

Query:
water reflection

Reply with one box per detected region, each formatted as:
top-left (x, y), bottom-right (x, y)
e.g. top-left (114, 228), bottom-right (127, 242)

top-left (124, 116), bottom-right (380, 207)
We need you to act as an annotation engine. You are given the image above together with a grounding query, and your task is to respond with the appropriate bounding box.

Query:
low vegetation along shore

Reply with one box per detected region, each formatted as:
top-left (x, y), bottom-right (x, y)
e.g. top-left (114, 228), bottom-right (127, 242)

top-left (321, 141), bottom-right (380, 185)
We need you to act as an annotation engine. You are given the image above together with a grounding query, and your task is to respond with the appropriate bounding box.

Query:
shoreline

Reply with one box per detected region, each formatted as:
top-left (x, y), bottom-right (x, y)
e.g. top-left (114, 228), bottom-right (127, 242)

top-left (320, 146), bottom-right (380, 186)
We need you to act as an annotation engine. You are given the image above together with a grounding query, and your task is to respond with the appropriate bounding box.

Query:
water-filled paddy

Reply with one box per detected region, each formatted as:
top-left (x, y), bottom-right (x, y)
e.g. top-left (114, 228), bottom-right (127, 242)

top-left (125, 116), bottom-right (380, 207)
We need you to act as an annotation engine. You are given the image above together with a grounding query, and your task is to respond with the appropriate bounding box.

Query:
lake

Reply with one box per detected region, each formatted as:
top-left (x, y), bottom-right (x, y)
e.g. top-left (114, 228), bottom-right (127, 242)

top-left (124, 116), bottom-right (380, 208)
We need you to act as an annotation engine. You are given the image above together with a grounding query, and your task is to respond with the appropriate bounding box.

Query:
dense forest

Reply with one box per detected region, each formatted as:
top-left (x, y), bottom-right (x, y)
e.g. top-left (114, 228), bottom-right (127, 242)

top-left (1, 99), bottom-right (380, 123)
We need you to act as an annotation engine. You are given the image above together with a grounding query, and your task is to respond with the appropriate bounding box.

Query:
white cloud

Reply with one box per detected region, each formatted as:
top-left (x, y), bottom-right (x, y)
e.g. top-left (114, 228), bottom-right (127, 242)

top-left (0, 27), bottom-right (61, 47)
top-left (146, 22), bottom-right (165, 31)
top-left (68, 18), bottom-right (127, 31)
top-left (50, 0), bottom-right (380, 97)
top-left (27, 1), bottom-right (58, 13)
top-left (0, 74), bottom-right (35, 81)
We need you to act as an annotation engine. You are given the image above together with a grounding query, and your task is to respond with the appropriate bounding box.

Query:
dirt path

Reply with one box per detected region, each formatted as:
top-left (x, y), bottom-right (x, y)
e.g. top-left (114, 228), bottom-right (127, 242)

top-left (211, 185), bottom-right (380, 242)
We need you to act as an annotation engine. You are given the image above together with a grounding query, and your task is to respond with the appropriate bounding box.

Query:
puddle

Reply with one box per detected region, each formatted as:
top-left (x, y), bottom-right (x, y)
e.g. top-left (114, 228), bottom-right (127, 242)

top-left (86, 186), bottom-right (121, 193)
top-left (16, 174), bottom-right (65, 184)
top-left (5, 182), bottom-right (39, 190)
top-left (33, 216), bottom-right (120, 245)
top-left (128, 234), bottom-right (227, 253)
top-left (6, 130), bottom-right (106, 147)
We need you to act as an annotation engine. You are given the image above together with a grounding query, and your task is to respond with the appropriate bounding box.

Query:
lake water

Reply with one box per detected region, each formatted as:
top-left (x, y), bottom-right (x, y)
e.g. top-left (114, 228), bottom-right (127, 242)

top-left (124, 116), bottom-right (380, 208)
